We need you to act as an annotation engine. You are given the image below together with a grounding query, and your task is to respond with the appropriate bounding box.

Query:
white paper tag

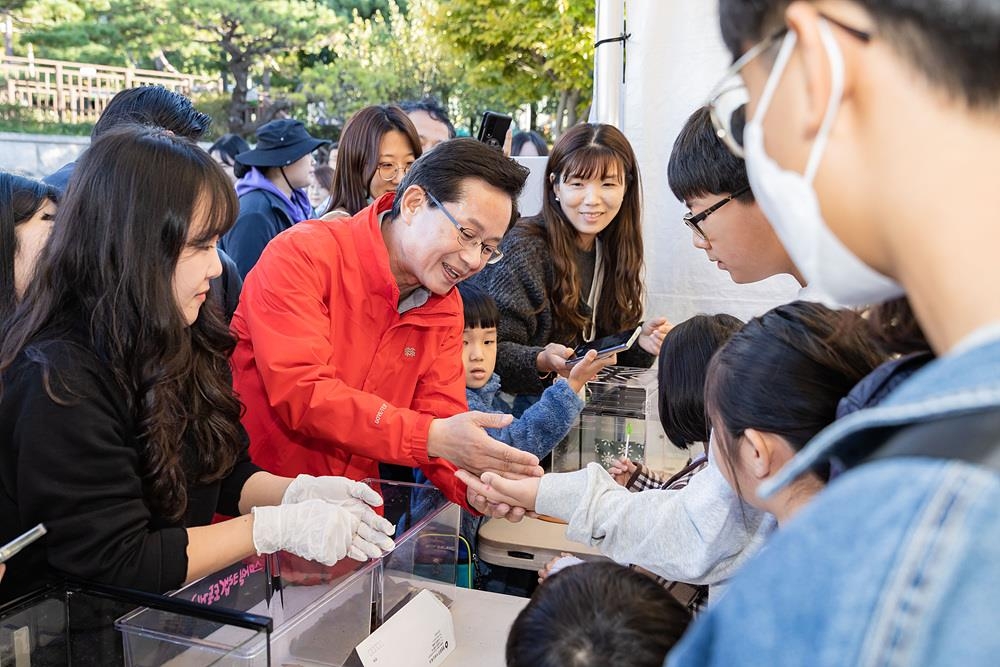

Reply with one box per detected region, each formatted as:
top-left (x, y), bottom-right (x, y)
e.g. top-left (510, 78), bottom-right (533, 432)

top-left (356, 588), bottom-right (455, 667)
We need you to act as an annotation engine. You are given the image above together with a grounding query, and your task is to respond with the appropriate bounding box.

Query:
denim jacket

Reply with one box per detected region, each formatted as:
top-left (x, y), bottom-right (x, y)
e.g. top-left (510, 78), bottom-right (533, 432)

top-left (668, 336), bottom-right (1000, 666)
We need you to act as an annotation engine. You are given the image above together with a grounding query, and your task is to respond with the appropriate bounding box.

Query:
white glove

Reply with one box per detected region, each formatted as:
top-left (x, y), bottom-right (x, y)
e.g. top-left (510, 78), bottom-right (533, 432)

top-left (282, 474), bottom-right (384, 508)
top-left (252, 499), bottom-right (395, 564)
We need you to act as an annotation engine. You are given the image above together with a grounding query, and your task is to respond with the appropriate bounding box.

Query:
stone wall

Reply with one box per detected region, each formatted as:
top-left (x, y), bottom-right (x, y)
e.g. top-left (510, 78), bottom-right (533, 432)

top-left (0, 132), bottom-right (90, 179)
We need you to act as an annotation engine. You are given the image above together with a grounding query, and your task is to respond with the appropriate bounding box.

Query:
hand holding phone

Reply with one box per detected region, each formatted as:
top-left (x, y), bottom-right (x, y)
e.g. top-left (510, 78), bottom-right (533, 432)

top-left (477, 111), bottom-right (512, 151)
top-left (565, 326), bottom-right (642, 368)
top-left (0, 523), bottom-right (47, 563)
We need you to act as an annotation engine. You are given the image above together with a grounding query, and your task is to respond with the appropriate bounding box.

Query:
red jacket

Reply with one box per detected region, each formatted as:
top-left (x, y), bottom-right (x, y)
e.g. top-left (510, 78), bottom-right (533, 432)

top-left (231, 195), bottom-right (469, 508)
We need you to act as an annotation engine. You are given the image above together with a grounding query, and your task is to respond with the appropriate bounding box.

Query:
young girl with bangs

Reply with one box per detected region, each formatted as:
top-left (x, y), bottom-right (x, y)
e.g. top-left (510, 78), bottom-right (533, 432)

top-left (471, 123), bottom-right (670, 406)
top-left (0, 125), bottom-right (394, 604)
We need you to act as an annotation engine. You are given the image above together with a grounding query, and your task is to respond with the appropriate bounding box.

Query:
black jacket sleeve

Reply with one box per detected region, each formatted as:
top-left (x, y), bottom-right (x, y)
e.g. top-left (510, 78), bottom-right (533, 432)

top-left (2, 343), bottom-right (189, 593)
top-left (215, 428), bottom-right (262, 518)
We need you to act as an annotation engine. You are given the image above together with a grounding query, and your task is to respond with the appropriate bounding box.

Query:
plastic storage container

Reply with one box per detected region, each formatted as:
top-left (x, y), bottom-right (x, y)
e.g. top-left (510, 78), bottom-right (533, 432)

top-left (117, 480), bottom-right (461, 667)
top-left (551, 366), bottom-right (689, 477)
top-left (0, 580), bottom-right (270, 667)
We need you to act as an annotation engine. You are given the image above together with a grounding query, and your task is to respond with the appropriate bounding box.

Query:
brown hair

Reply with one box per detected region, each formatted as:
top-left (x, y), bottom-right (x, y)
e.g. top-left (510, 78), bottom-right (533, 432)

top-left (522, 123), bottom-right (644, 342)
top-left (312, 164), bottom-right (334, 192)
top-left (326, 105), bottom-right (421, 215)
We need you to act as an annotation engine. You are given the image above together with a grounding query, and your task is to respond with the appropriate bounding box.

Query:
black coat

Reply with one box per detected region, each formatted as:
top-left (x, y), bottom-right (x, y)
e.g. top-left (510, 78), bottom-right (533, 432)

top-left (0, 334), bottom-right (260, 603)
top-left (221, 189), bottom-right (297, 279)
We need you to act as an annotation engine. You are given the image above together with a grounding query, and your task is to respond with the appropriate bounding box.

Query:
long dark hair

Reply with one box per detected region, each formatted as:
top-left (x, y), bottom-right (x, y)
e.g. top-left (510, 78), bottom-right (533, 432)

top-left (520, 123), bottom-right (644, 343)
top-left (705, 302), bottom-right (885, 492)
top-left (327, 104), bottom-right (421, 215)
top-left (0, 173), bottom-right (58, 322)
top-left (658, 313), bottom-right (743, 449)
top-left (0, 125), bottom-right (242, 522)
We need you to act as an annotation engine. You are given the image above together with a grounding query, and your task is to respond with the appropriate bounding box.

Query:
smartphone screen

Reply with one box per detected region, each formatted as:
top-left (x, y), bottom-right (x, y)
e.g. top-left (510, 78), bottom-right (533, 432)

top-left (566, 326), bottom-right (642, 367)
top-left (476, 111), bottom-right (512, 150)
top-left (0, 524), bottom-right (47, 563)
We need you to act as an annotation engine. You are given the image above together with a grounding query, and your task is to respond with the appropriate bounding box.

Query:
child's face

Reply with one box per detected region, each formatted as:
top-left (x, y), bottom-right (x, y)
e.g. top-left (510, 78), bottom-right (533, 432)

top-left (462, 326), bottom-right (498, 389)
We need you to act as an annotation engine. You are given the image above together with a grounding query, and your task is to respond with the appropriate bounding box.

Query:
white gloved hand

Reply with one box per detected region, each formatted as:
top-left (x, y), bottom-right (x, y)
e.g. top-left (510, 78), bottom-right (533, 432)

top-left (252, 499), bottom-right (395, 564)
top-left (282, 474), bottom-right (384, 508)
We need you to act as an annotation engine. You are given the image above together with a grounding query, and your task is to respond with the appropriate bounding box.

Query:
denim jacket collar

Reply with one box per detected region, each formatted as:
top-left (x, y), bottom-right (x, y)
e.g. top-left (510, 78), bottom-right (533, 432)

top-left (761, 336), bottom-right (1000, 499)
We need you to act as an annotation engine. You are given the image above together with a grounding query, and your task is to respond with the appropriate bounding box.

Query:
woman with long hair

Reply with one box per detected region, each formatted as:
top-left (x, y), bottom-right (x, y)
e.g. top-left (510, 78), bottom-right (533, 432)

top-left (0, 173), bottom-right (58, 323)
top-left (472, 123), bottom-right (670, 404)
top-left (322, 104), bottom-right (421, 218)
top-left (0, 126), bottom-right (393, 603)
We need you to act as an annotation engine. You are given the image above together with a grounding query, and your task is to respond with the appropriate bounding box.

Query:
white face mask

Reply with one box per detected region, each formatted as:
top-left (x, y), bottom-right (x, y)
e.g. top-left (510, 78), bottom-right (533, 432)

top-left (743, 21), bottom-right (904, 308)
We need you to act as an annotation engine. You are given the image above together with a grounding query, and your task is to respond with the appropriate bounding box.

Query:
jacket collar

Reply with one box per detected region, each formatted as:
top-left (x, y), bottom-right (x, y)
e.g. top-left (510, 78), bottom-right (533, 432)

top-left (353, 194), bottom-right (458, 320)
top-left (466, 373), bottom-right (502, 406)
top-left (761, 336), bottom-right (1000, 498)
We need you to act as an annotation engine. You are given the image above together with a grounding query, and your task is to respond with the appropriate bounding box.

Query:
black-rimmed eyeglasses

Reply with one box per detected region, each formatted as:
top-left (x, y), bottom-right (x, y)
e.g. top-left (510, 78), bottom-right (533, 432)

top-left (424, 190), bottom-right (504, 265)
top-left (683, 185), bottom-right (752, 241)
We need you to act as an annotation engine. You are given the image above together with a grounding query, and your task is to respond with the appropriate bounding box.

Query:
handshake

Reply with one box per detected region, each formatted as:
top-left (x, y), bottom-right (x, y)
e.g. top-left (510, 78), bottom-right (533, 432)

top-left (252, 475), bottom-right (396, 566)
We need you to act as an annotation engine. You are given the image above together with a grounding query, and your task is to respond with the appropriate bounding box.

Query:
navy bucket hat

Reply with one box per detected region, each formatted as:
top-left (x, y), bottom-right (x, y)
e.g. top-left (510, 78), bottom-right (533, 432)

top-left (236, 119), bottom-right (330, 168)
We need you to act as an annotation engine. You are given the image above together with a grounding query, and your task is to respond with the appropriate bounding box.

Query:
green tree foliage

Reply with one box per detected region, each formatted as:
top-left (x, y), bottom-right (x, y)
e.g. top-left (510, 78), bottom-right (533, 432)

top-left (296, 0), bottom-right (457, 131)
top-left (19, 0), bottom-right (343, 135)
top-left (7, 0), bottom-right (595, 140)
top-left (321, 0), bottom-right (407, 20)
top-left (433, 0), bottom-right (594, 136)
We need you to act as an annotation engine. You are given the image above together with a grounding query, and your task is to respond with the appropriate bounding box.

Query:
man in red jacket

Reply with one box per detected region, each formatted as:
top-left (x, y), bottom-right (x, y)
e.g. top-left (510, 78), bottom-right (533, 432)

top-left (231, 139), bottom-right (539, 512)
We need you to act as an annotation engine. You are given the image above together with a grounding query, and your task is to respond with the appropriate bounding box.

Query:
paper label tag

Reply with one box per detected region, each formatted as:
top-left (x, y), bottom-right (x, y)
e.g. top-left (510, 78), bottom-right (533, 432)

top-left (356, 589), bottom-right (455, 667)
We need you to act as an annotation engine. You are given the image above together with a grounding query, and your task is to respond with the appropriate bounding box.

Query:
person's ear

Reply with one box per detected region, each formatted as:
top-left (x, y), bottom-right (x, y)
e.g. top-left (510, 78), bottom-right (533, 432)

top-left (398, 185), bottom-right (426, 225)
top-left (549, 173), bottom-right (562, 202)
top-left (785, 2), bottom-right (834, 139)
top-left (741, 429), bottom-right (775, 480)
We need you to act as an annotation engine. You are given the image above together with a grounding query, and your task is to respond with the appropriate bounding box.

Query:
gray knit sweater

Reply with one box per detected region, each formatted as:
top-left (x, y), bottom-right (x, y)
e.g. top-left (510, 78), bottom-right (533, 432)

top-left (470, 221), bottom-right (655, 395)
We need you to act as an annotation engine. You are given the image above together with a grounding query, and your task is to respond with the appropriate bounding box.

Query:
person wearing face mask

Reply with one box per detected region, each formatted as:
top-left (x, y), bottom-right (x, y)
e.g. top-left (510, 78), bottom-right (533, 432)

top-left (221, 119), bottom-right (331, 278)
top-left (668, 105), bottom-right (805, 288)
top-left (665, 2), bottom-right (1000, 665)
top-left (470, 123), bottom-right (671, 412)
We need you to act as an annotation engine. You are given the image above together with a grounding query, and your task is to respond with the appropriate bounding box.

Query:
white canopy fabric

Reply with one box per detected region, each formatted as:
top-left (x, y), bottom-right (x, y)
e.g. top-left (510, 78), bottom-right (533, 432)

top-left (603, 1), bottom-right (800, 323)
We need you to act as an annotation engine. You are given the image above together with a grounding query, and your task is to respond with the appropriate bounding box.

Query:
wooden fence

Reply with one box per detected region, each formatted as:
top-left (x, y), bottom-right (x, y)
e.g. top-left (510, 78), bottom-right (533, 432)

top-left (0, 55), bottom-right (219, 124)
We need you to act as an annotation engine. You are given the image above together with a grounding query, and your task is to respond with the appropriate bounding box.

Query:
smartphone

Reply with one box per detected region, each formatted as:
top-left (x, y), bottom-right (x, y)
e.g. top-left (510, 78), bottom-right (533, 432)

top-left (0, 524), bottom-right (47, 563)
top-left (565, 326), bottom-right (642, 368)
top-left (476, 111), bottom-right (512, 151)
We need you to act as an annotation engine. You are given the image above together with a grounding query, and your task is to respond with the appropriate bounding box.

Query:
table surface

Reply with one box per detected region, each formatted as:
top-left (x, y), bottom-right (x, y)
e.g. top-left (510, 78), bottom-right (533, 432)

top-left (442, 586), bottom-right (530, 667)
top-left (477, 516), bottom-right (608, 571)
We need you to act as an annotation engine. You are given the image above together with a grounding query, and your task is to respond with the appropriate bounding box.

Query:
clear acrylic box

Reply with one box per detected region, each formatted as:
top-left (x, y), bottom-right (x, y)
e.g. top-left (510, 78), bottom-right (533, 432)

top-left (117, 479), bottom-right (461, 666)
top-left (0, 580), bottom-right (270, 667)
top-left (551, 366), bottom-right (690, 477)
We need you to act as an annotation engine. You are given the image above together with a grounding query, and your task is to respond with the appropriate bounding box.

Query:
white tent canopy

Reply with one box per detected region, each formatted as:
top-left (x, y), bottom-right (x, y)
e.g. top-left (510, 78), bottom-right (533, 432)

top-left (592, 0), bottom-right (799, 323)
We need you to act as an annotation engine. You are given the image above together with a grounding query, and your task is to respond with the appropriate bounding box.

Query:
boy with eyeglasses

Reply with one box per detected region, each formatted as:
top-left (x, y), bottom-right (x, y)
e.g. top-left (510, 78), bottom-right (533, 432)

top-left (668, 106), bottom-right (805, 288)
top-left (667, 1), bottom-right (1000, 664)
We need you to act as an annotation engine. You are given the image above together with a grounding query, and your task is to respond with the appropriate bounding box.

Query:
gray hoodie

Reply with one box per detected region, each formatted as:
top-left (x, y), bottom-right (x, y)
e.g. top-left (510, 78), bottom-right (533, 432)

top-left (535, 458), bottom-right (776, 601)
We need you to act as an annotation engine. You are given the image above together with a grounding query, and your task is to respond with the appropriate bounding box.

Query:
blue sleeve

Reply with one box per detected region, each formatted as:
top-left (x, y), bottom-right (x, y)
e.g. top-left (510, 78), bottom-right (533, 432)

top-left (501, 380), bottom-right (584, 458)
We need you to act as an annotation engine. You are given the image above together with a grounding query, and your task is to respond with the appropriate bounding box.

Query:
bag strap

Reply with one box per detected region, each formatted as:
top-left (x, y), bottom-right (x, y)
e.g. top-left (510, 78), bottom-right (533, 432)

top-left (865, 406), bottom-right (1000, 474)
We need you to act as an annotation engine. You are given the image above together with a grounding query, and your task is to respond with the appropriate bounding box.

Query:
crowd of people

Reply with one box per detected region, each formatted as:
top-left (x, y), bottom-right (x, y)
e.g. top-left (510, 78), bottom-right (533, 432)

top-left (1, 0), bottom-right (997, 664)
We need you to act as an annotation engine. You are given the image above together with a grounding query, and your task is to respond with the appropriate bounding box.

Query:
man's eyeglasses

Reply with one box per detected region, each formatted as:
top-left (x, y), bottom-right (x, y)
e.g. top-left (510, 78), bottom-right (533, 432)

top-left (377, 163), bottom-right (412, 182)
top-left (424, 190), bottom-right (504, 265)
top-left (705, 14), bottom-right (872, 158)
top-left (683, 185), bottom-right (751, 241)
